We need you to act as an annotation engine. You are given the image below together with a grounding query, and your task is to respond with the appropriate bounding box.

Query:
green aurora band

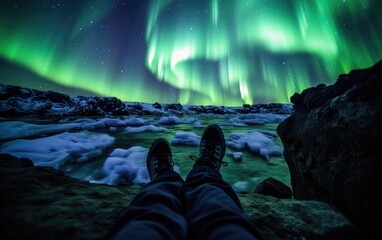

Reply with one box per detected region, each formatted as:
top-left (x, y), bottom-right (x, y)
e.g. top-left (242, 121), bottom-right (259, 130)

top-left (0, 0), bottom-right (381, 105)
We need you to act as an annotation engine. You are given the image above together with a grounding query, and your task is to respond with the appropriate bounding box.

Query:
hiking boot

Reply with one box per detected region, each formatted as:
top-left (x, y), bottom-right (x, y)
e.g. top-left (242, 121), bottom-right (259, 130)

top-left (190, 124), bottom-right (227, 171)
top-left (147, 138), bottom-right (174, 181)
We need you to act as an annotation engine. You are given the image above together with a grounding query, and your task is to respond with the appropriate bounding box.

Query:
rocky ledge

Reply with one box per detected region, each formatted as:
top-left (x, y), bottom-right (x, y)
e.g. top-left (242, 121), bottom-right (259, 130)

top-left (0, 154), bottom-right (357, 240)
top-left (0, 84), bottom-right (292, 117)
top-left (277, 60), bottom-right (381, 238)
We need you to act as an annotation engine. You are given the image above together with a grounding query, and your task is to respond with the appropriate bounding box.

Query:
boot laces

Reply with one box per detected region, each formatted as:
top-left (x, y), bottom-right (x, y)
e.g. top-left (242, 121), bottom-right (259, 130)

top-left (153, 153), bottom-right (174, 176)
top-left (189, 141), bottom-right (228, 168)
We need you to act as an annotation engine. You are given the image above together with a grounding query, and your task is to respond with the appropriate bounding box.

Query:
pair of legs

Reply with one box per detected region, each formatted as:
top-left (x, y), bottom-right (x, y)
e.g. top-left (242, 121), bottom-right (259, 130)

top-left (106, 125), bottom-right (263, 240)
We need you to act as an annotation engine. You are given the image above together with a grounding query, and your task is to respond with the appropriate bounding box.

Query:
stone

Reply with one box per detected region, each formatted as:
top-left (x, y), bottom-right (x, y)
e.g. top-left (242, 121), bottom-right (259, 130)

top-left (254, 177), bottom-right (292, 199)
top-left (240, 193), bottom-right (359, 240)
top-left (277, 60), bottom-right (381, 238)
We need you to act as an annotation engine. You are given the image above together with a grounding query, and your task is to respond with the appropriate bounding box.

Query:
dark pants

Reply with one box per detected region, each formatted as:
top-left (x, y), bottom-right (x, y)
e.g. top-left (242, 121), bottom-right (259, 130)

top-left (107, 164), bottom-right (262, 240)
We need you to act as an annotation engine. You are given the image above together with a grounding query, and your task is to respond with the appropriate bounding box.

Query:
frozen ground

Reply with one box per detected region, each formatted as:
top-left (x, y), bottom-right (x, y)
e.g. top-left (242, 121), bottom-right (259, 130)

top-left (0, 113), bottom-right (290, 192)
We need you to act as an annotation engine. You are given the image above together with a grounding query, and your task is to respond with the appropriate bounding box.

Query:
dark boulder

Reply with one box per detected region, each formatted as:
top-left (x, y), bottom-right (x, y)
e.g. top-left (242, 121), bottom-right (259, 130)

top-left (254, 177), bottom-right (292, 199)
top-left (277, 60), bottom-right (381, 238)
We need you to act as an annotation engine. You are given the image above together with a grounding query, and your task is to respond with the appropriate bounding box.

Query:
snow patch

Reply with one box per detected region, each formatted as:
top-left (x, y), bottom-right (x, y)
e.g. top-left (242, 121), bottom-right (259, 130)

top-left (88, 146), bottom-right (180, 185)
top-left (109, 127), bottom-right (118, 132)
top-left (226, 130), bottom-right (283, 160)
top-left (232, 181), bottom-right (249, 193)
top-left (90, 146), bottom-right (149, 185)
top-left (193, 121), bottom-right (204, 128)
top-left (82, 118), bottom-right (126, 130)
top-left (0, 131), bottom-right (114, 169)
top-left (124, 117), bottom-right (146, 126)
top-left (227, 151), bottom-right (243, 162)
top-left (171, 132), bottom-right (201, 146)
top-left (124, 125), bottom-right (168, 133)
top-left (159, 116), bottom-right (196, 125)
top-left (0, 121), bottom-right (81, 141)
top-left (0, 118), bottom-right (131, 141)
top-left (159, 116), bottom-right (183, 125)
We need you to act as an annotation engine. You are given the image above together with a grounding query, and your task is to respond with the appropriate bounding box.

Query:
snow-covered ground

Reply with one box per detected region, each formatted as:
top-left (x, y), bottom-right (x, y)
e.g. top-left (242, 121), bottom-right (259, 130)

top-left (0, 113), bottom-right (288, 189)
top-left (86, 146), bottom-right (181, 185)
top-left (1, 131), bottom-right (114, 169)
top-left (226, 130), bottom-right (283, 160)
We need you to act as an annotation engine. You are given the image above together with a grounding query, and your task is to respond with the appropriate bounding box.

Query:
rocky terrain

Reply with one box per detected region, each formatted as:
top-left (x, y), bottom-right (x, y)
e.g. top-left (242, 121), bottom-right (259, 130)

top-left (1, 60), bottom-right (380, 239)
top-left (0, 84), bottom-right (292, 117)
top-left (0, 154), bottom-right (357, 240)
top-left (277, 60), bottom-right (381, 239)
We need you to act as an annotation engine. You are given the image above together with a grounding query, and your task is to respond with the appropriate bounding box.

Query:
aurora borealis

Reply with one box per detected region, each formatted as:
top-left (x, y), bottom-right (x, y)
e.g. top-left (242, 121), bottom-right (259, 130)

top-left (0, 0), bottom-right (381, 105)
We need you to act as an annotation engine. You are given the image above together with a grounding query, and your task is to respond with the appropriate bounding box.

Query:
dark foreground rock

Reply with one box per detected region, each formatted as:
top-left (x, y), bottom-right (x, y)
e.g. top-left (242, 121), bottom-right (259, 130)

top-left (277, 60), bottom-right (381, 238)
top-left (0, 154), bottom-right (141, 240)
top-left (0, 154), bottom-right (357, 240)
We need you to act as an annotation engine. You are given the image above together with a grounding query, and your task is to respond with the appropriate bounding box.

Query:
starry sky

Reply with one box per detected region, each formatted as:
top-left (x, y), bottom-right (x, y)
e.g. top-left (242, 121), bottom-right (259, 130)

top-left (0, 0), bottom-right (381, 106)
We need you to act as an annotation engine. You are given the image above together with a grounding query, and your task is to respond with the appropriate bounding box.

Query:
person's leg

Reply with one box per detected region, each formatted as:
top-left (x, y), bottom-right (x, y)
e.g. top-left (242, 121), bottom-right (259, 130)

top-left (106, 138), bottom-right (187, 240)
top-left (109, 172), bottom-right (187, 240)
top-left (185, 125), bottom-right (263, 240)
top-left (185, 165), bottom-right (262, 240)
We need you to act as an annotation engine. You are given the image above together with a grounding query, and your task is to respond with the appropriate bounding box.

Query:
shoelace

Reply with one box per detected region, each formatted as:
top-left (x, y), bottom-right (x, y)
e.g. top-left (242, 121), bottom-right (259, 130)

top-left (189, 141), bottom-right (228, 168)
top-left (154, 153), bottom-right (174, 176)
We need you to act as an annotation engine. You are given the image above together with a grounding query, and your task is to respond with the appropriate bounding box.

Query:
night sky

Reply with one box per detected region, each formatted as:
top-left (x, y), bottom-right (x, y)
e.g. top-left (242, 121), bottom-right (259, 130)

top-left (0, 0), bottom-right (381, 106)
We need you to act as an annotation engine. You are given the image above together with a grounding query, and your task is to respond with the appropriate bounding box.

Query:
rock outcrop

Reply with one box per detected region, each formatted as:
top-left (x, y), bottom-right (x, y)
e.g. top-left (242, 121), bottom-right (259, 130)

top-left (254, 177), bottom-right (292, 199)
top-left (277, 60), bottom-right (381, 238)
top-left (0, 154), bottom-right (358, 239)
top-left (0, 84), bottom-right (293, 117)
top-left (0, 154), bottom-right (141, 240)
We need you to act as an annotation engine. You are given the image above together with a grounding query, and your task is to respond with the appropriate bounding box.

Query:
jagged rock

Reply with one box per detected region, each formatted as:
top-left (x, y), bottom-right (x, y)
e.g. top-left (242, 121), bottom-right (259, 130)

top-left (0, 154), bottom-right (358, 239)
top-left (126, 102), bottom-right (143, 112)
top-left (254, 177), bottom-right (292, 199)
top-left (163, 103), bottom-right (183, 114)
top-left (152, 102), bottom-right (162, 109)
top-left (290, 61), bottom-right (382, 110)
top-left (94, 97), bottom-right (127, 115)
top-left (239, 107), bottom-right (252, 114)
top-left (74, 96), bottom-right (128, 115)
top-left (47, 91), bottom-right (71, 103)
top-left (277, 60), bottom-right (381, 238)
top-left (250, 103), bottom-right (293, 114)
top-left (0, 84), bottom-right (293, 117)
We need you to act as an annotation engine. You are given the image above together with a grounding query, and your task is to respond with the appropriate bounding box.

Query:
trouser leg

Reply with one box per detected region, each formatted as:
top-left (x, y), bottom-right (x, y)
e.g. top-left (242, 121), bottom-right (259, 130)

top-left (185, 165), bottom-right (263, 240)
top-left (108, 171), bottom-right (187, 240)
